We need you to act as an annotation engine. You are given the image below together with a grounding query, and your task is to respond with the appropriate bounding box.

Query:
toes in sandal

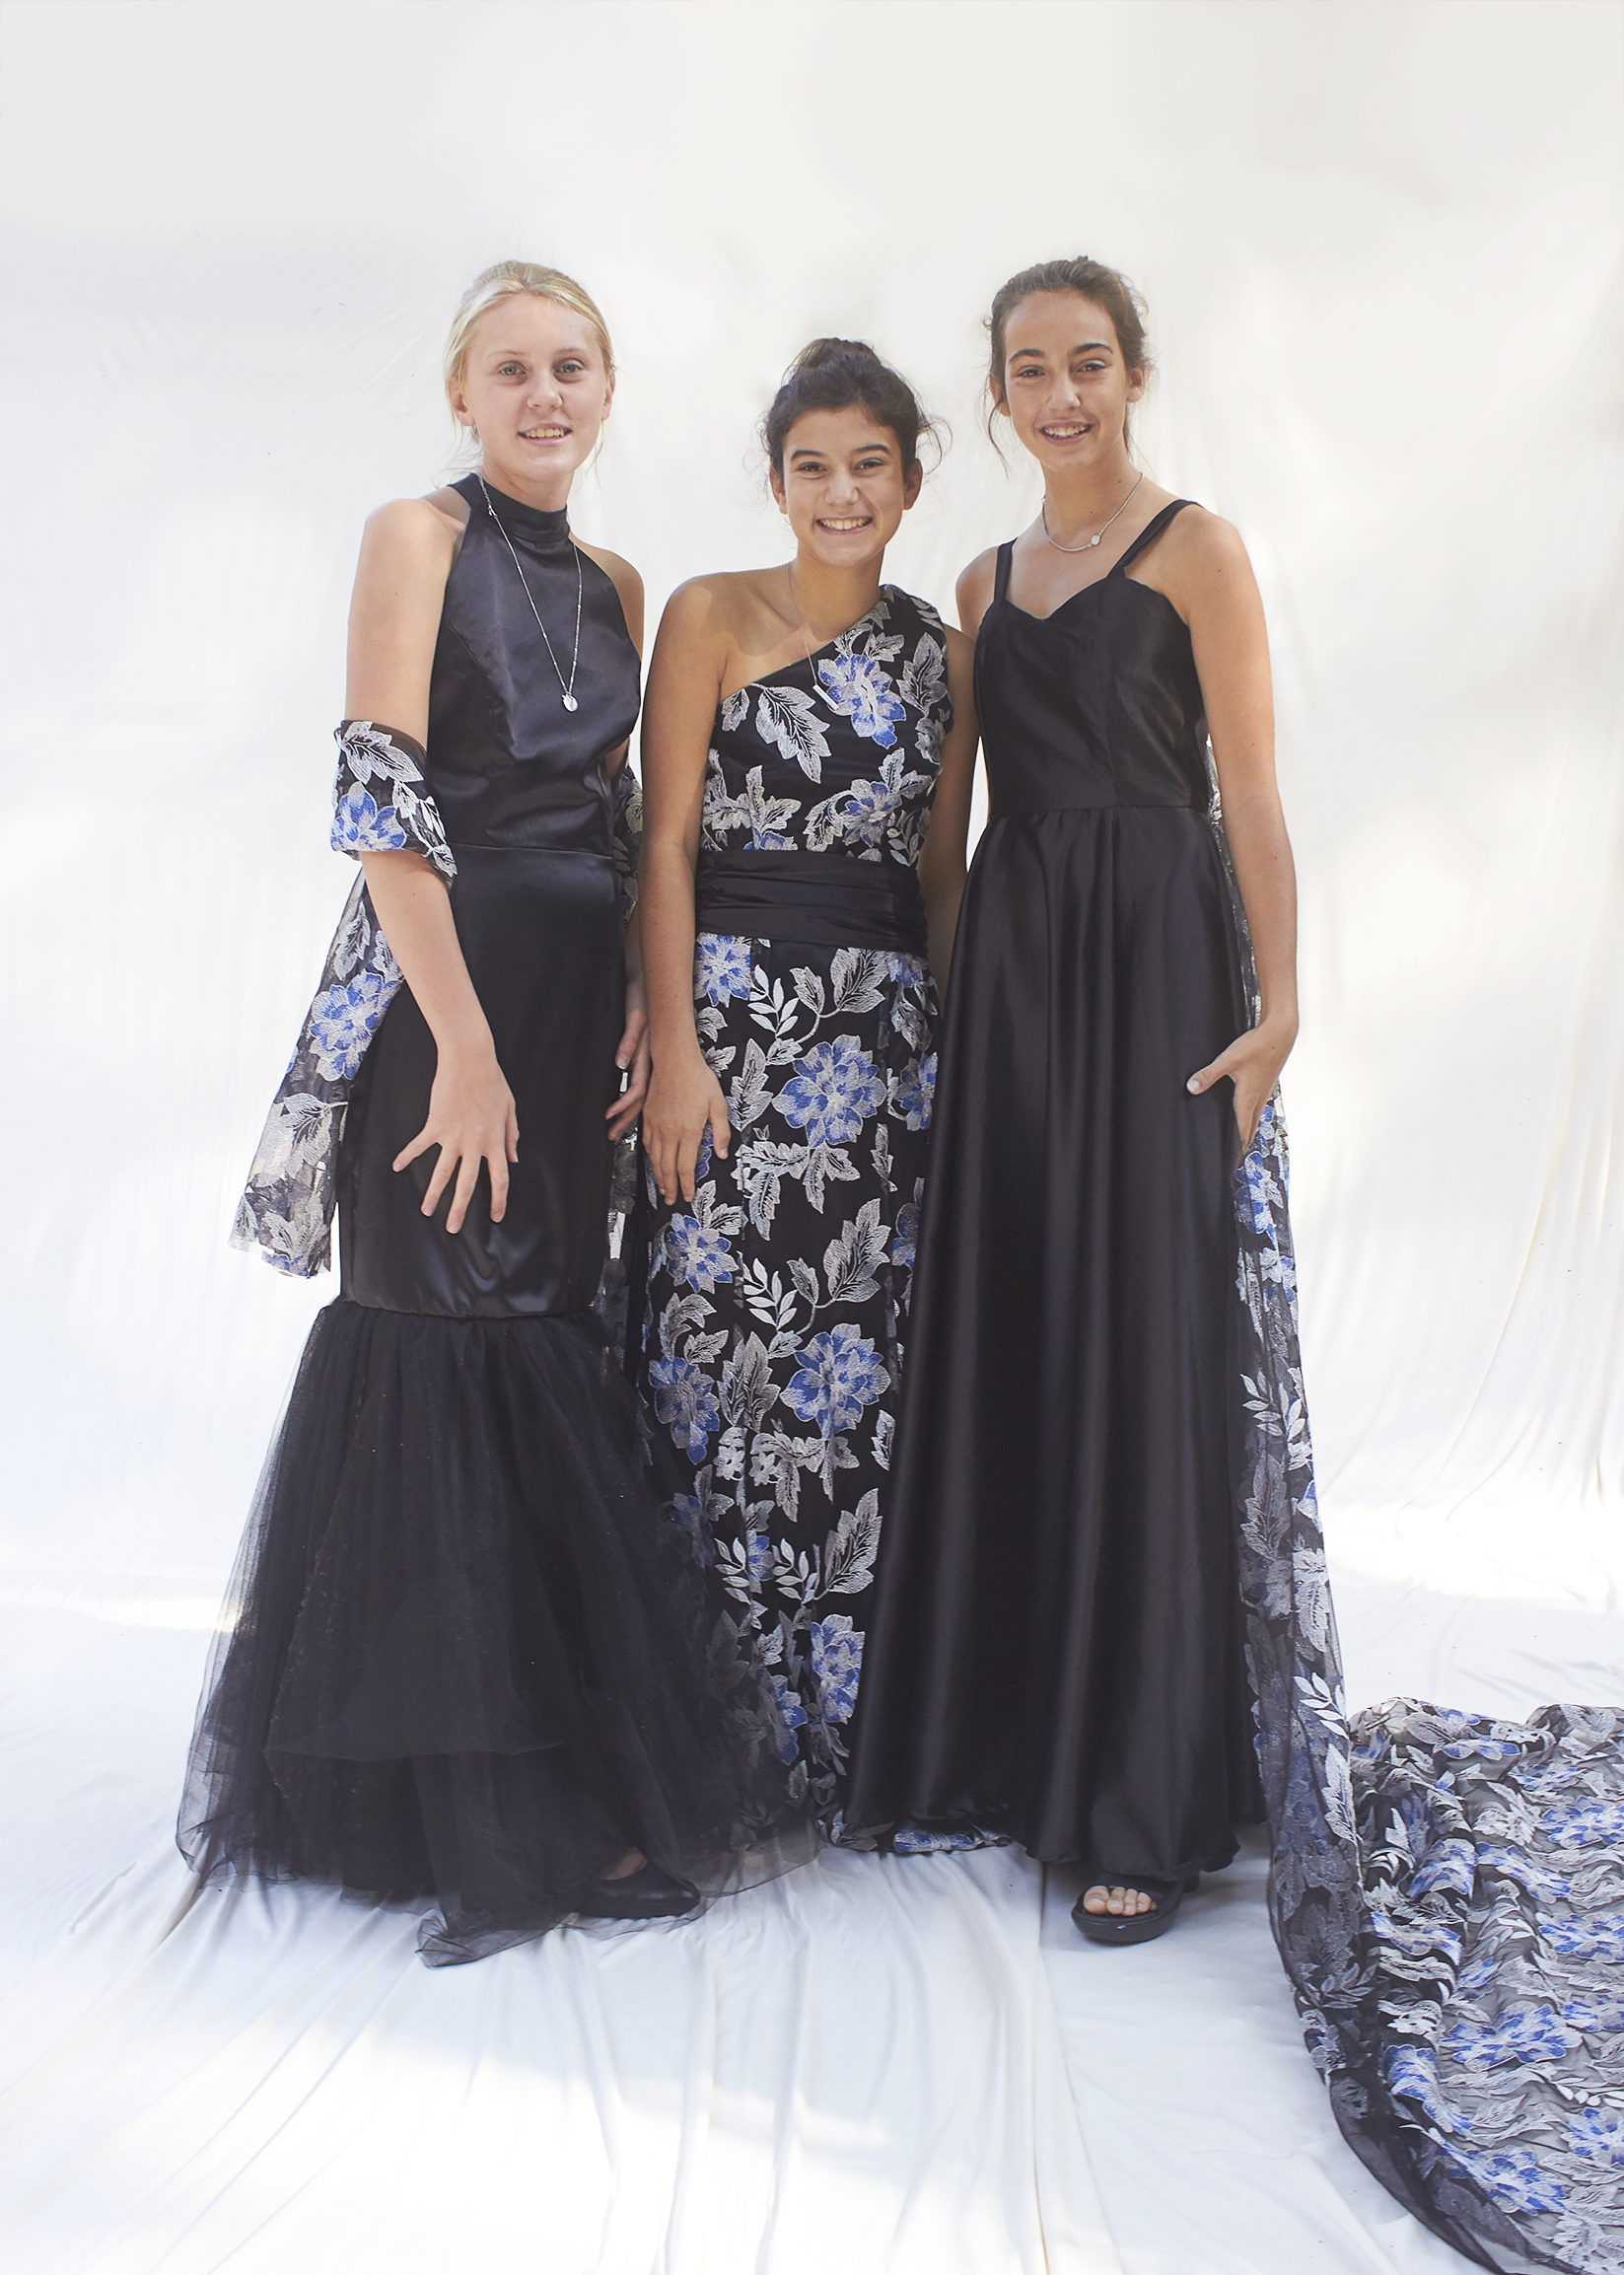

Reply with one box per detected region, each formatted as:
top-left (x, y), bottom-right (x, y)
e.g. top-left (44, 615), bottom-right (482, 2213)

top-left (1071, 1867), bottom-right (1199, 1946)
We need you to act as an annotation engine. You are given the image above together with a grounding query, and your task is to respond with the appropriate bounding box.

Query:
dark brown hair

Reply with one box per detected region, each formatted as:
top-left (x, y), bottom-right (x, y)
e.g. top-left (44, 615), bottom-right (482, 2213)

top-left (762, 337), bottom-right (935, 476)
top-left (984, 256), bottom-right (1154, 454)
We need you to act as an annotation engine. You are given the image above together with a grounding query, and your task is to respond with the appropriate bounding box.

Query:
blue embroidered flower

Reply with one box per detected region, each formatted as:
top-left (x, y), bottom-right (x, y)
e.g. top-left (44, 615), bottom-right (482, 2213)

top-left (1568, 2107), bottom-right (1624, 2166)
top-left (893, 1052), bottom-right (936, 1132)
top-left (779, 1036), bottom-right (885, 1147)
top-left (1383, 2045), bottom-right (1457, 2132)
top-left (809, 1613), bottom-right (863, 1724)
top-left (817, 650), bottom-right (905, 747)
top-left (745, 1528), bottom-right (774, 1586)
top-left (1438, 2143), bottom-right (1564, 2217)
top-left (836, 776), bottom-right (902, 846)
top-left (308, 972), bottom-right (394, 1081)
top-left (649, 1353), bottom-right (722, 1458)
top-left (784, 1323), bottom-right (888, 1435)
top-left (767, 1672), bottom-right (809, 1764)
top-left (1445, 2004), bottom-right (1575, 2070)
top-left (660, 1213), bottom-right (734, 1294)
top-left (695, 932), bottom-right (753, 1005)
top-left (331, 783), bottom-right (409, 855)
top-left (1540, 1799), bottom-right (1624, 1845)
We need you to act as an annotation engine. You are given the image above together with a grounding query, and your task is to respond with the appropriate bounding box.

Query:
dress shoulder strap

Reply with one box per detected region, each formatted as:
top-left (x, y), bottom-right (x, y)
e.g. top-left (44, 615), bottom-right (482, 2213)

top-left (993, 541), bottom-right (1015, 604)
top-left (1114, 498), bottom-right (1193, 578)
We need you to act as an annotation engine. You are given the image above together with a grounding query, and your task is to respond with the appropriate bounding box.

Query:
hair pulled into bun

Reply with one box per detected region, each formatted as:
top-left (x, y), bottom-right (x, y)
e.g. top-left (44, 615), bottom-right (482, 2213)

top-left (762, 336), bottom-right (938, 476)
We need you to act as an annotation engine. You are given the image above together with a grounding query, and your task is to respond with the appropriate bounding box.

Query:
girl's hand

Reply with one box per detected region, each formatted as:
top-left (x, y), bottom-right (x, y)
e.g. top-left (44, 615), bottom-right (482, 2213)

top-left (393, 1042), bottom-right (520, 1233)
top-left (643, 1048), bottom-right (731, 1206)
top-left (1186, 1016), bottom-right (1298, 1152)
top-left (607, 979), bottom-right (652, 1142)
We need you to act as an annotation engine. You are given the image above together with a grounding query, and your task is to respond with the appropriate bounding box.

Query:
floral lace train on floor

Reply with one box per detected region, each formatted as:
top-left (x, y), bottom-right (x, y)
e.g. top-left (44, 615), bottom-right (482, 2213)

top-left (1229, 832), bottom-right (1623, 2271)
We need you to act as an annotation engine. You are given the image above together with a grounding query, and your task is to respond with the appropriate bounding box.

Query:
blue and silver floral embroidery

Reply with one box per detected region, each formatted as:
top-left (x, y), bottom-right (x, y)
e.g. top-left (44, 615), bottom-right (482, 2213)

top-left (1218, 790), bottom-right (1624, 2272)
top-left (647, 590), bottom-right (950, 1816)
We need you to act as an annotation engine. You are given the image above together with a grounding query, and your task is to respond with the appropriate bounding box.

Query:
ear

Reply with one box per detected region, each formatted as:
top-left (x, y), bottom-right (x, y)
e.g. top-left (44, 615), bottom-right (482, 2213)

top-left (901, 458), bottom-right (924, 512)
top-left (990, 377), bottom-right (1011, 418)
top-left (768, 461), bottom-right (788, 515)
top-left (601, 366), bottom-right (617, 419)
top-left (1124, 365), bottom-right (1148, 405)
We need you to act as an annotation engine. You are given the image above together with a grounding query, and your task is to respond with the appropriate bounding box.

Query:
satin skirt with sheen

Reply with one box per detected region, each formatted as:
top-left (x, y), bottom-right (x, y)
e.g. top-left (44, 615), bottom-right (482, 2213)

top-left (846, 803), bottom-right (1264, 1880)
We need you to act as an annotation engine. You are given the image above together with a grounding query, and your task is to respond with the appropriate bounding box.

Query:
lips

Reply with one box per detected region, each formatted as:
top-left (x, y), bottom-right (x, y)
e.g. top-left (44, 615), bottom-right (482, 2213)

top-left (817, 516), bottom-right (872, 532)
top-left (520, 425), bottom-right (570, 441)
top-left (1041, 424), bottom-right (1092, 441)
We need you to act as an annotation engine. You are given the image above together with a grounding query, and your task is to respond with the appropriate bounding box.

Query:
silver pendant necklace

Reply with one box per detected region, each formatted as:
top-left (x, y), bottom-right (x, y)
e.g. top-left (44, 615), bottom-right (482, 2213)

top-left (477, 474), bottom-right (584, 711)
top-left (1040, 468), bottom-right (1145, 554)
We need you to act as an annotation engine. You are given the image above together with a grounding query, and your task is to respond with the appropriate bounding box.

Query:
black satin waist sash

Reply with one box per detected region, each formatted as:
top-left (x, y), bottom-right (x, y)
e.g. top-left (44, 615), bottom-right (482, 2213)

top-left (694, 849), bottom-right (928, 955)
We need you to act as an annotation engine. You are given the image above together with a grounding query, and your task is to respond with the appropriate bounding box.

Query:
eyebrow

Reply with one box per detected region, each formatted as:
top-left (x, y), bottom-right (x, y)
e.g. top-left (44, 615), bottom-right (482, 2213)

top-left (1009, 341), bottom-right (1113, 359)
top-left (788, 440), bottom-right (894, 461)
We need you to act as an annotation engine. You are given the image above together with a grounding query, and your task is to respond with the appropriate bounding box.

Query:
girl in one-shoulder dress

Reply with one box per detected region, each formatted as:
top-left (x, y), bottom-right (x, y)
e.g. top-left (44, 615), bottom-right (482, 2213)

top-left (637, 341), bottom-right (978, 1823)
top-left (183, 263), bottom-right (809, 1965)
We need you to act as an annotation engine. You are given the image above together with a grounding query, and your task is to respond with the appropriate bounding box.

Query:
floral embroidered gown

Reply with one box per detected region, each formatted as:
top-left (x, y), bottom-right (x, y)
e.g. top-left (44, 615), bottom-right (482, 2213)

top-left (642, 588), bottom-right (952, 1821)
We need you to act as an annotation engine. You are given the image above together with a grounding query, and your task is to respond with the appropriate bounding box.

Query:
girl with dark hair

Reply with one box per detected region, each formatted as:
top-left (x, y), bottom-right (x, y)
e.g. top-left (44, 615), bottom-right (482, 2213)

top-left (847, 259), bottom-right (1624, 2275)
top-left (847, 258), bottom-right (1301, 1933)
top-left (184, 263), bottom-right (812, 1964)
top-left (638, 340), bottom-right (979, 1824)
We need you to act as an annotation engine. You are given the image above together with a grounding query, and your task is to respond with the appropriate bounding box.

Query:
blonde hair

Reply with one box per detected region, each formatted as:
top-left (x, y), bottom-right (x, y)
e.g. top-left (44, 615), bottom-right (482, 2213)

top-left (443, 260), bottom-right (616, 406)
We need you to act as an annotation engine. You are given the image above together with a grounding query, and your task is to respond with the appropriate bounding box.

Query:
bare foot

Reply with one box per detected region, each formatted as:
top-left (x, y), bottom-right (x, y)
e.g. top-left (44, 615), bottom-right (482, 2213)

top-left (600, 1849), bottom-right (647, 1883)
top-left (1081, 1882), bottom-right (1156, 1918)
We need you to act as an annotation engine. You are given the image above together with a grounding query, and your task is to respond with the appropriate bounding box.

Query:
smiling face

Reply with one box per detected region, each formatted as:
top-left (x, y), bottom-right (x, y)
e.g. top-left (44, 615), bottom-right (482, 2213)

top-left (448, 294), bottom-right (614, 502)
top-left (995, 291), bottom-right (1146, 474)
top-left (769, 403), bottom-right (921, 570)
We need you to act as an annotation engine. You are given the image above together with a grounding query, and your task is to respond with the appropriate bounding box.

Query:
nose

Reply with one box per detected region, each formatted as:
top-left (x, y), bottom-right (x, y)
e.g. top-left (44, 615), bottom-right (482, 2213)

top-left (826, 463), bottom-right (860, 503)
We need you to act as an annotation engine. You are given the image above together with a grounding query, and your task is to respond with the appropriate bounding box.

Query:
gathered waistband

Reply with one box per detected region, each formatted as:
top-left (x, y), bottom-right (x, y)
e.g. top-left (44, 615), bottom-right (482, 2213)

top-left (694, 849), bottom-right (928, 955)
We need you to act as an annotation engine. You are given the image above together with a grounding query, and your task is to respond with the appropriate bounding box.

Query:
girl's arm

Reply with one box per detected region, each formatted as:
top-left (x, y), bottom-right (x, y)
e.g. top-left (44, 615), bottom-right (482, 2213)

top-left (1165, 512), bottom-right (1299, 1148)
top-left (346, 499), bottom-right (519, 1235)
top-left (915, 624), bottom-right (979, 987)
top-left (640, 580), bottom-right (734, 1208)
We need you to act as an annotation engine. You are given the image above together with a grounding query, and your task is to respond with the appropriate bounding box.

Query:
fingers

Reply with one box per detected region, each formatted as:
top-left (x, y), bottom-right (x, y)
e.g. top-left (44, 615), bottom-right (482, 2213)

top-left (1185, 1046), bottom-right (1236, 1097)
top-left (487, 1145), bottom-right (509, 1225)
top-left (710, 1097), bottom-right (731, 1162)
top-left (445, 1146), bottom-right (482, 1237)
top-left (392, 1125), bottom-right (437, 1174)
top-left (420, 1139), bottom-right (457, 1221)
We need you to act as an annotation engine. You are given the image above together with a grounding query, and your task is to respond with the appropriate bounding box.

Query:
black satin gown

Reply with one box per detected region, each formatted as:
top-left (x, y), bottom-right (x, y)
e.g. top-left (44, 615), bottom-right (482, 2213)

top-left (847, 503), bottom-right (1263, 1882)
top-left (181, 478), bottom-right (807, 1962)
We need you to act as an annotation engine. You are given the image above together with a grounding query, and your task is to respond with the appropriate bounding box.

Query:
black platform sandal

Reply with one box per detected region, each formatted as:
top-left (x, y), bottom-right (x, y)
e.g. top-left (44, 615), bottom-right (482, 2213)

top-left (1071, 1869), bottom-right (1199, 1946)
top-left (578, 1859), bottom-right (701, 1921)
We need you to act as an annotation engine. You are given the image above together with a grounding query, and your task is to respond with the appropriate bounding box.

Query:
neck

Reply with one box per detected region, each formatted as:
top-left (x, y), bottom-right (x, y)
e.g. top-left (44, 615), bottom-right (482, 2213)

top-left (478, 454), bottom-right (575, 515)
top-left (1038, 449), bottom-right (1139, 535)
top-left (787, 550), bottom-right (883, 642)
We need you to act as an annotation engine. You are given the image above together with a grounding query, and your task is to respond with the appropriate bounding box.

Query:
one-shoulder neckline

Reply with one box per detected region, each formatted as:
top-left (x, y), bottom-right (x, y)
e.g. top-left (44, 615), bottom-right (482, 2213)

top-left (994, 500), bottom-right (1192, 627)
top-left (719, 585), bottom-right (903, 706)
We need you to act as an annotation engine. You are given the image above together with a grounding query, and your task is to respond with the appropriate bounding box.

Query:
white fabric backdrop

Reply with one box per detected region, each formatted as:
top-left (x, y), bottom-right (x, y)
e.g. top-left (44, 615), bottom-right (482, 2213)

top-left (2, 3), bottom-right (1619, 2269)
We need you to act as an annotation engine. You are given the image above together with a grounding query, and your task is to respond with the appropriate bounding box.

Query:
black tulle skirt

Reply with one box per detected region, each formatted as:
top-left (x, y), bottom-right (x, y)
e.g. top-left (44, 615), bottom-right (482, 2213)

top-left (179, 1299), bottom-right (813, 1964)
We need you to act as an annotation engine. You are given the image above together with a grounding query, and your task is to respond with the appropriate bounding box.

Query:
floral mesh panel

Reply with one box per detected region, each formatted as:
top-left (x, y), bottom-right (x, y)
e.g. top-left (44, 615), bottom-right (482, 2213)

top-left (1216, 787), bottom-right (1624, 2272)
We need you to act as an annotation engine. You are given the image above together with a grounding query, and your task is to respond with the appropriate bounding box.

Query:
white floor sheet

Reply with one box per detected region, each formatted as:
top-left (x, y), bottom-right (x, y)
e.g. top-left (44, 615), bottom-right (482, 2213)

top-left (3, 3), bottom-right (1620, 2269)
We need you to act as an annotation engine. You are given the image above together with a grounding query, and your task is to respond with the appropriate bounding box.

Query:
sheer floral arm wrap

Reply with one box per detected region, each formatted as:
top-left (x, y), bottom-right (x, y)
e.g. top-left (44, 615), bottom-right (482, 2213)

top-left (229, 723), bottom-right (455, 1277)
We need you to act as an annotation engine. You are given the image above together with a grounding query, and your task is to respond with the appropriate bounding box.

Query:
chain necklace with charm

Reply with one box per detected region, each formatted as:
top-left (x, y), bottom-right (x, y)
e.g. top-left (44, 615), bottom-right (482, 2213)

top-left (1040, 467), bottom-right (1146, 553)
top-left (477, 474), bottom-right (584, 711)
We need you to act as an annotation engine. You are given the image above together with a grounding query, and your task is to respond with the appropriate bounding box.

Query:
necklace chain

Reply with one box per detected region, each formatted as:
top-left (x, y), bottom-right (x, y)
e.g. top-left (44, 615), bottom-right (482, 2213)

top-left (477, 474), bottom-right (584, 711)
top-left (1041, 468), bottom-right (1146, 554)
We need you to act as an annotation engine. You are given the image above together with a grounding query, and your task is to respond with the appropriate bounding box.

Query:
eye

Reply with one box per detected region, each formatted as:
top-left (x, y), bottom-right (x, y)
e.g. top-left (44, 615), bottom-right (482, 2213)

top-left (1015, 364), bottom-right (1044, 379)
top-left (556, 361), bottom-right (586, 377)
top-left (498, 362), bottom-right (525, 378)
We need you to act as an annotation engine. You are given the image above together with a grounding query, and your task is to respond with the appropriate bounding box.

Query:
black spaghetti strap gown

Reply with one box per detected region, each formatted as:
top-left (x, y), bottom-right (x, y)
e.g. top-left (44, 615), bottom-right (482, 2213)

top-left (847, 502), bottom-right (1263, 1883)
top-left (183, 476), bottom-right (808, 1963)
